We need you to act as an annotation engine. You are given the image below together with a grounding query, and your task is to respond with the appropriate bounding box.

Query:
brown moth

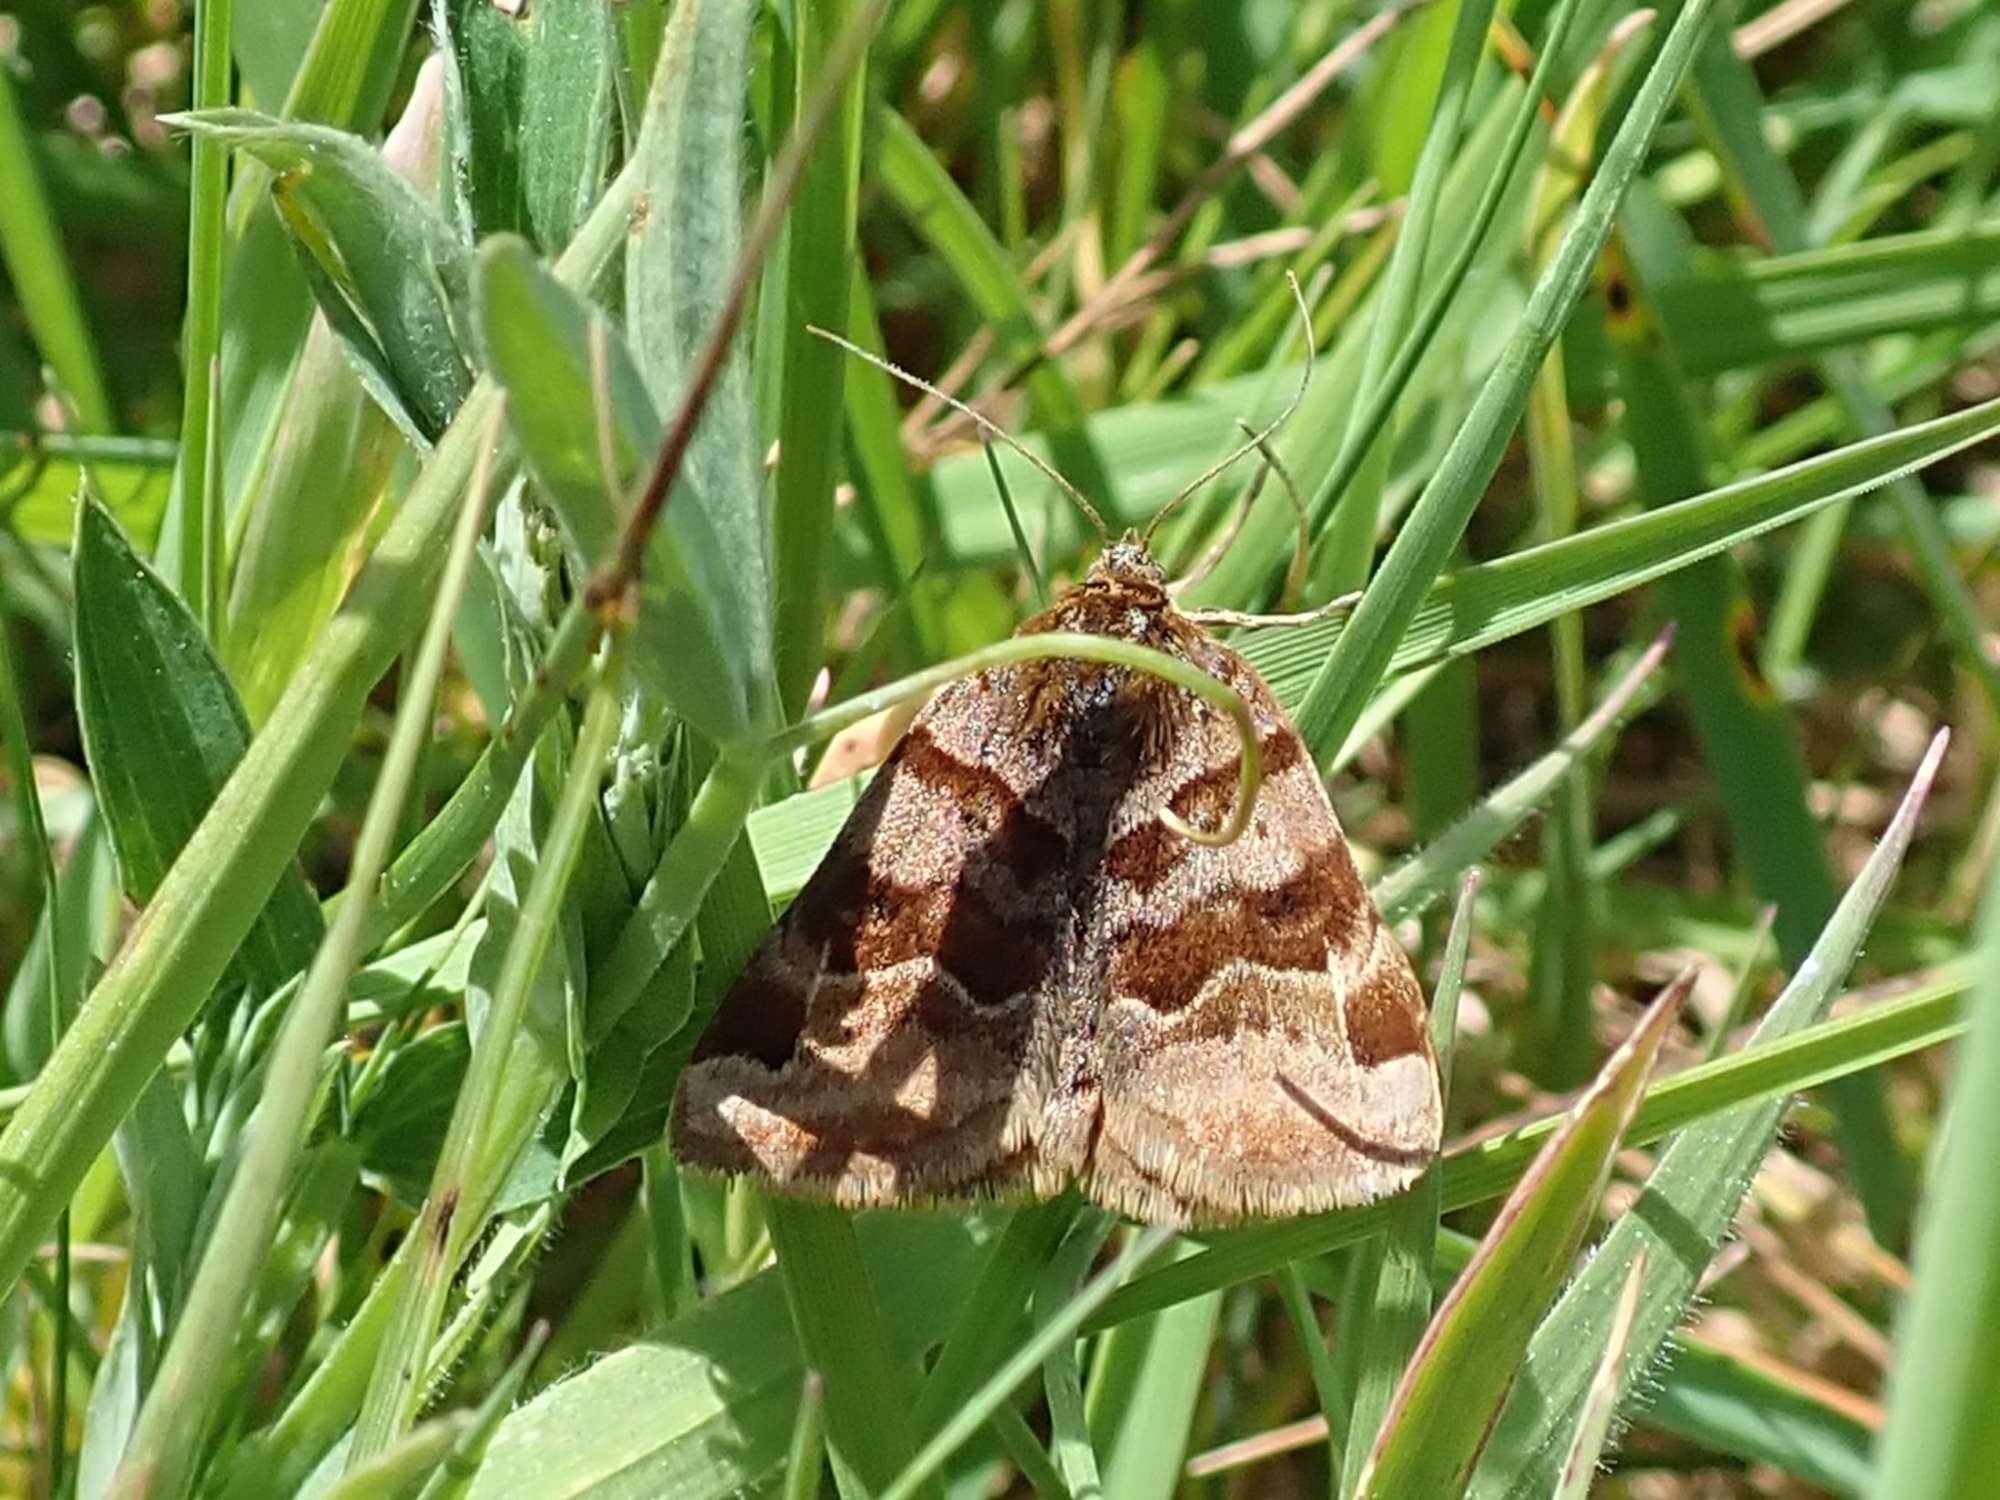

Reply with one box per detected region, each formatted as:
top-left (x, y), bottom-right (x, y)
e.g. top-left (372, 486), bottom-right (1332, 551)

top-left (671, 530), bottom-right (1443, 1226)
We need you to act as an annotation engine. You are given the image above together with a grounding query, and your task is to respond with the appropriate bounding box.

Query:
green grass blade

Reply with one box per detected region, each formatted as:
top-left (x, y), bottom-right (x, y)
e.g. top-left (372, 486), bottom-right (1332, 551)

top-left (1869, 852), bottom-right (2000, 1498)
top-left (1552, 1252), bottom-right (1649, 1500)
top-left (1290, 0), bottom-right (1725, 763)
top-left (1354, 974), bottom-right (1687, 1498)
top-left (1521, 11), bottom-right (1652, 1090)
top-left (778, 1373), bottom-right (826, 1500)
top-left (871, 103), bottom-right (1110, 503)
top-left (1643, 1333), bottom-right (1872, 1496)
top-left (0, 67), bottom-right (115, 431)
top-left (879, 1226), bottom-right (1176, 1500)
top-left (320, 1416), bottom-right (478, 1500)
top-left (1609, 209), bottom-right (1912, 1245)
top-left (913, 1199), bottom-right (1076, 1438)
top-left (472, 234), bottom-right (751, 741)
top-left (1037, 1213), bottom-right (1113, 1499)
top-left (1085, 1239), bottom-right (1221, 1500)
top-left (1314, 0), bottom-right (1498, 595)
top-left (1375, 630), bottom-right (1668, 923)
top-left (173, 0), bottom-right (233, 628)
top-left (1338, 872), bottom-right (1477, 1498)
top-left (100, 407), bottom-right (501, 1500)
top-left (767, 1199), bottom-right (932, 1499)
top-left (1465, 731), bottom-right (1949, 1497)
top-left (769, 0), bottom-right (868, 713)
top-left (351, 637), bottom-right (627, 1459)
top-left (1651, 222), bottom-right (2000, 375)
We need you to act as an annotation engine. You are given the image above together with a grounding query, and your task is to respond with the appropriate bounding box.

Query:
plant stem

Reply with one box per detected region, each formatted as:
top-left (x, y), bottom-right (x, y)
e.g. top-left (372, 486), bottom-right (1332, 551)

top-left (351, 633), bottom-right (630, 1460)
top-left (175, 0), bottom-right (233, 628)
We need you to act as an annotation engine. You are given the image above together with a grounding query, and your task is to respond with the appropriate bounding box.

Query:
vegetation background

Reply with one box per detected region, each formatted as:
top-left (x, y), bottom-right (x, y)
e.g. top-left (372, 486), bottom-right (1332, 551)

top-left (0, 0), bottom-right (1997, 1496)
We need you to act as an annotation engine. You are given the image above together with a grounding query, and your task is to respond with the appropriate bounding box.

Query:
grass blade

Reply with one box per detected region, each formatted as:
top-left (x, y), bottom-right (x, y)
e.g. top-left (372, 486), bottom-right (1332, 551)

top-left (1465, 731), bottom-right (1950, 1496)
top-left (1290, 0), bottom-right (1725, 762)
top-left (1551, 1251), bottom-right (1650, 1500)
top-left (1869, 851), bottom-right (2000, 1498)
top-left (1338, 871), bottom-right (1478, 1497)
top-left (100, 410), bottom-right (504, 1500)
top-left (1355, 973), bottom-right (1689, 1498)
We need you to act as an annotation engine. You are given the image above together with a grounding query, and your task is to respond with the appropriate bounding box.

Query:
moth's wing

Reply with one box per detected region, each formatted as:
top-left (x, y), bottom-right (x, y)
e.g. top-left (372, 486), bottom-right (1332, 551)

top-left (1084, 650), bottom-right (1442, 1226)
top-left (671, 671), bottom-right (1074, 1209)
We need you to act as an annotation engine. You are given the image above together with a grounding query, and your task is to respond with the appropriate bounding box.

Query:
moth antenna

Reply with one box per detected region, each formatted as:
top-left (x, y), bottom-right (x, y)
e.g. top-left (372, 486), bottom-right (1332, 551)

top-left (807, 324), bottom-right (1111, 543)
top-left (1141, 271), bottom-right (1316, 548)
top-left (1169, 441), bottom-right (1273, 597)
top-left (1239, 417), bottom-right (1314, 605)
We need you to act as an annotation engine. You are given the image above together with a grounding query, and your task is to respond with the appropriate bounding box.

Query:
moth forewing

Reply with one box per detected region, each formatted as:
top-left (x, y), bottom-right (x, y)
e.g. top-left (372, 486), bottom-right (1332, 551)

top-left (672, 535), bottom-right (1442, 1225)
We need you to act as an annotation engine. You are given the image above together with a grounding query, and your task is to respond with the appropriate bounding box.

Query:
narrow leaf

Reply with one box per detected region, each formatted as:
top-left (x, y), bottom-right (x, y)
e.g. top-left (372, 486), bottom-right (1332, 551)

top-left (171, 109), bottom-right (475, 444)
top-left (73, 495), bottom-right (323, 991)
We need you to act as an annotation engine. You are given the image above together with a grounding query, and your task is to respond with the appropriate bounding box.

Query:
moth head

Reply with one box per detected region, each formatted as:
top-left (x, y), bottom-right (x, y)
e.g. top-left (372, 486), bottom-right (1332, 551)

top-left (1090, 531), bottom-right (1169, 590)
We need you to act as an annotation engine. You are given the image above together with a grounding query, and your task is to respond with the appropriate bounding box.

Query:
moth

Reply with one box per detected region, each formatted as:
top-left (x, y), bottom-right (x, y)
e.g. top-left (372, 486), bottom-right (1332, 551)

top-left (672, 333), bottom-right (1443, 1227)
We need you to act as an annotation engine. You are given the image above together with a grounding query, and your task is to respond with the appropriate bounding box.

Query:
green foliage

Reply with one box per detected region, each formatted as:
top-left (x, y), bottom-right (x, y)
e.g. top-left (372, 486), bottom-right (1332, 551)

top-left (0, 2), bottom-right (1995, 1497)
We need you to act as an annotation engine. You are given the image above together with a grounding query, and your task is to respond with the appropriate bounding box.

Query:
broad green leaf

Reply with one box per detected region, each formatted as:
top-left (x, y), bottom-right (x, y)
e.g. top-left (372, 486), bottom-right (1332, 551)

top-left (466, 1217), bottom-right (986, 1499)
top-left (72, 495), bottom-right (324, 991)
top-left (471, 235), bottom-right (755, 743)
top-left (1464, 732), bottom-right (1949, 1498)
top-left (1354, 975), bottom-right (1686, 1498)
top-left (433, 0), bottom-right (528, 240)
top-left (172, 109), bottom-right (476, 445)
top-left (626, 0), bottom-right (776, 736)
top-left (350, 1022), bottom-right (470, 1207)
top-left (517, 0), bottom-right (615, 251)
top-left (1655, 221), bottom-right (2000, 374)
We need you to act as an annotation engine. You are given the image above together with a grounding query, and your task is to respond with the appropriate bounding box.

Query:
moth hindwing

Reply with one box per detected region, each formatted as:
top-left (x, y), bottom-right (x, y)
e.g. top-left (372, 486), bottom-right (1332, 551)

top-left (672, 534), bottom-right (1441, 1226)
